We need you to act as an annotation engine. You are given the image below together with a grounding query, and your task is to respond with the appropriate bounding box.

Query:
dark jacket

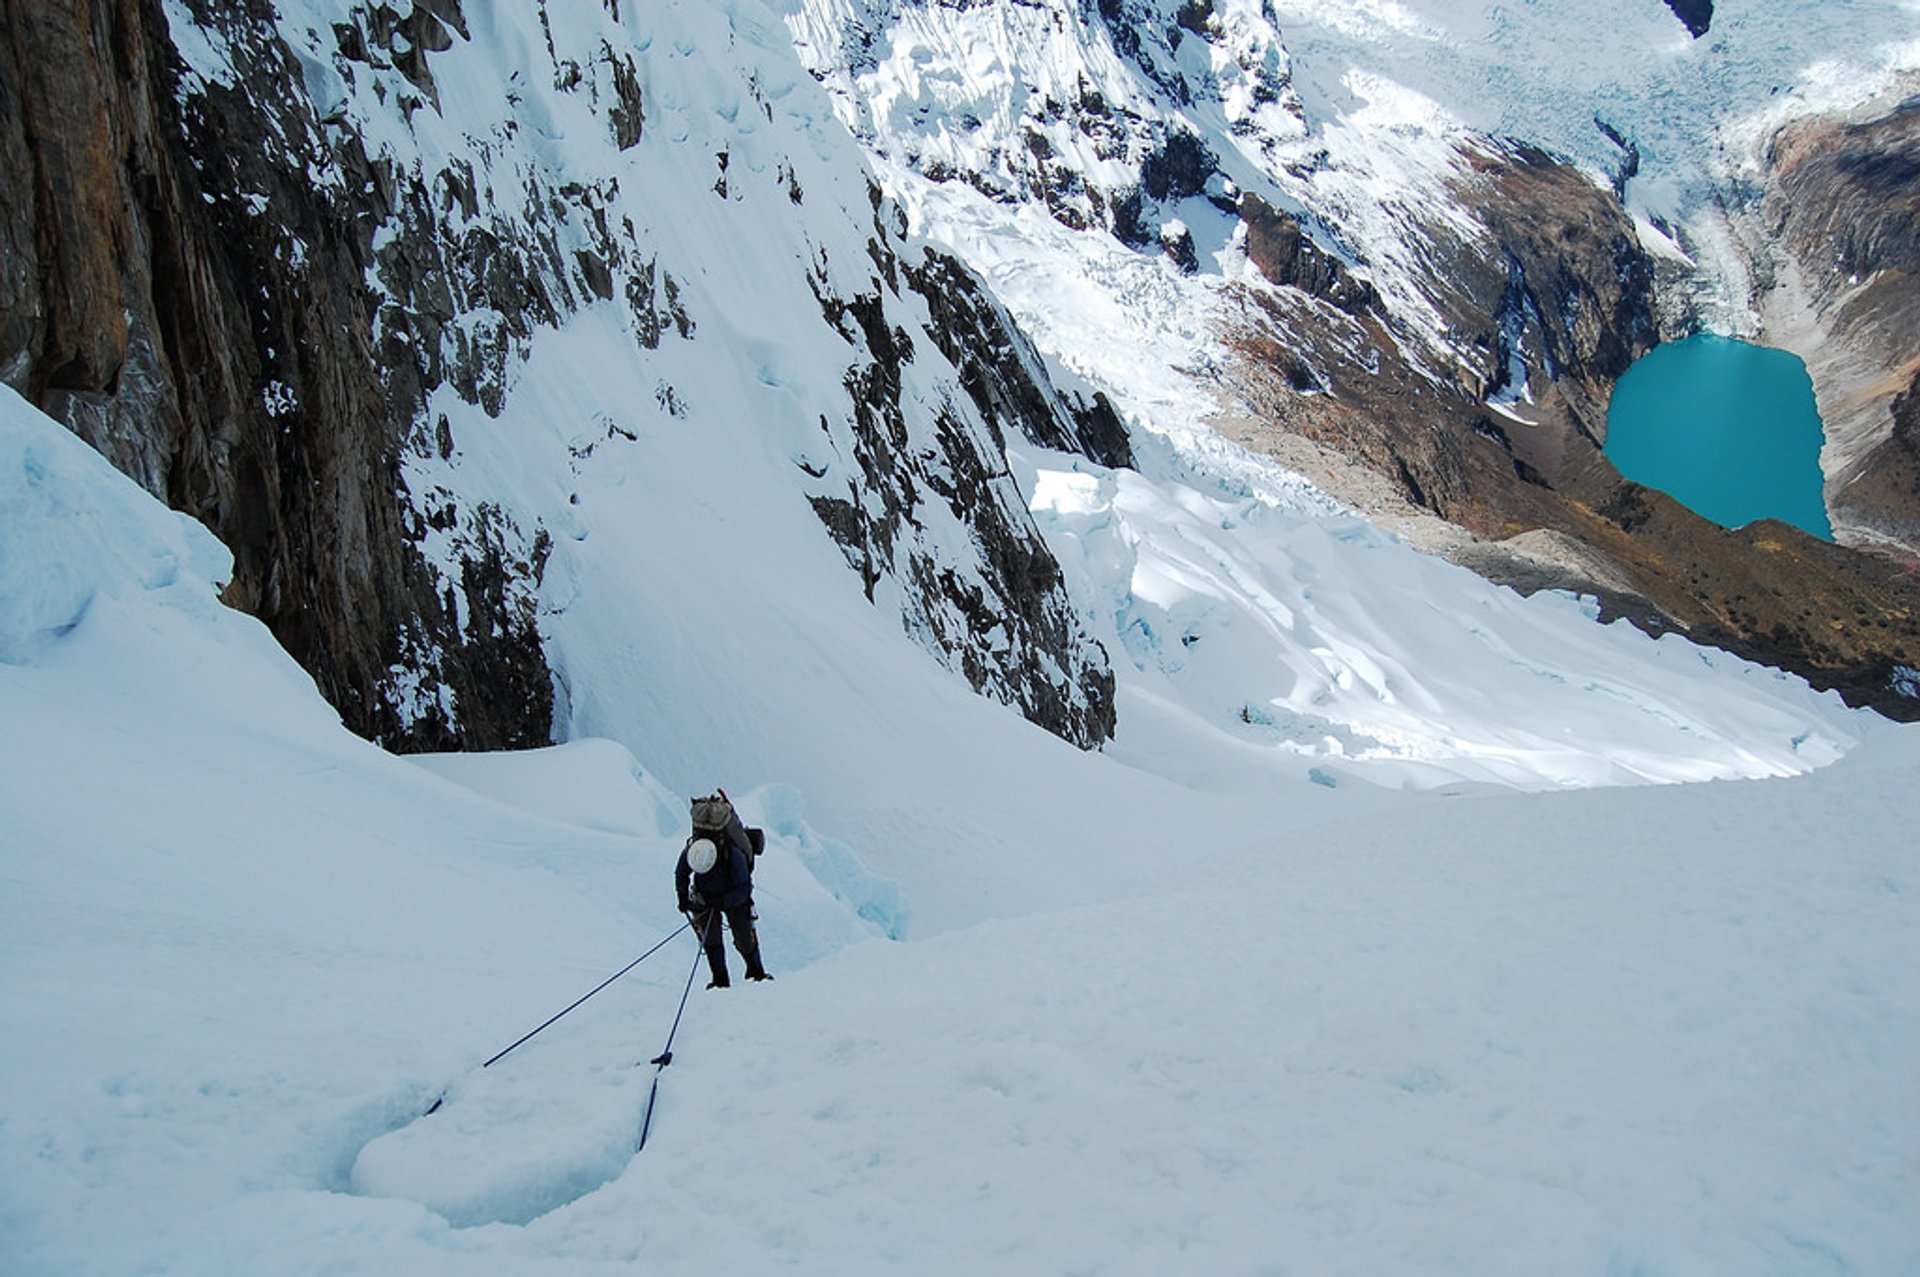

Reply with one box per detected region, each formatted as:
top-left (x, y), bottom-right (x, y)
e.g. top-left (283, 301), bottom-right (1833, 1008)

top-left (676, 835), bottom-right (753, 913)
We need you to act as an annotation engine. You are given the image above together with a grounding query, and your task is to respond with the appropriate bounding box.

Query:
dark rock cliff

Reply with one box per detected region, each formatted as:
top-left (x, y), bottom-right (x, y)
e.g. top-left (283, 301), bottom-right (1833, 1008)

top-left (906, 249), bottom-right (1133, 472)
top-left (0, 0), bottom-right (549, 750)
top-left (1663, 0), bottom-right (1713, 39)
top-left (2, 0), bottom-right (1126, 751)
top-left (1238, 195), bottom-right (1378, 318)
top-left (807, 228), bottom-right (1120, 748)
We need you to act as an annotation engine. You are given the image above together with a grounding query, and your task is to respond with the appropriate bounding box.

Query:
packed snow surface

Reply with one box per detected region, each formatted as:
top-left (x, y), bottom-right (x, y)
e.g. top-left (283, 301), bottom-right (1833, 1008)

top-left (4, 346), bottom-right (1917, 1272)
top-left (5, 0), bottom-right (1919, 1272)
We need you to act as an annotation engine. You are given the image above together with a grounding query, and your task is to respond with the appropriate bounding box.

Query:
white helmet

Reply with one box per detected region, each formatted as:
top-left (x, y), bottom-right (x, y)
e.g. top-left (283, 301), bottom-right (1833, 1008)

top-left (687, 838), bottom-right (719, 874)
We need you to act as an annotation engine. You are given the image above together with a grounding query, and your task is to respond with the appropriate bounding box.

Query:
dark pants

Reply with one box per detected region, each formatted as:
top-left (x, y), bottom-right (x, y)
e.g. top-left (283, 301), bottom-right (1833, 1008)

top-left (693, 903), bottom-right (763, 984)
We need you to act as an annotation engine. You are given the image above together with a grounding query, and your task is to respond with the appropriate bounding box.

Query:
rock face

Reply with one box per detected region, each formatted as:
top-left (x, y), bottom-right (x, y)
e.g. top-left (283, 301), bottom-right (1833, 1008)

top-left (1762, 98), bottom-right (1920, 561)
top-left (0, 0), bottom-right (550, 750)
top-left (807, 238), bottom-right (1120, 747)
top-left (1221, 136), bottom-right (1920, 719)
top-left (1, 0), bottom-right (1126, 751)
top-left (1222, 139), bottom-right (1658, 535)
top-left (1663, 0), bottom-right (1713, 38)
top-left (908, 249), bottom-right (1133, 472)
top-left (1238, 195), bottom-right (1377, 318)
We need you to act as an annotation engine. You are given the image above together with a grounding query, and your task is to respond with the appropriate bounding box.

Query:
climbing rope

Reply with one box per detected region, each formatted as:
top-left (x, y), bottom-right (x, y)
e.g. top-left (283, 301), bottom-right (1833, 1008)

top-left (638, 927), bottom-right (708, 1151)
top-left (480, 920), bottom-right (692, 1070)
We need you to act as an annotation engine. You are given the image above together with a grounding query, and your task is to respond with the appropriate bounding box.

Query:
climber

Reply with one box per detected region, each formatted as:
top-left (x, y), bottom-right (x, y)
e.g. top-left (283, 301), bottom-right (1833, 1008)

top-left (674, 791), bottom-right (771, 988)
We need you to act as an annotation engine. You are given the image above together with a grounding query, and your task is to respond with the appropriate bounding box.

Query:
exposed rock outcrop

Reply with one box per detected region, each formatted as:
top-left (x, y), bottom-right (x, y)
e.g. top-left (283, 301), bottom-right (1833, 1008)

top-left (0, 0), bottom-right (550, 750)
top-left (1761, 97), bottom-right (1920, 562)
top-left (1238, 195), bottom-right (1377, 318)
top-left (1663, 0), bottom-right (1713, 39)
top-left (1221, 137), bottom-right (1920, 719)
top-left (906, 249), bottom-right (1133, 471)
top-left (808, 232), bottom-right (1120, 748)
top-left (3, 0), bottom-right (1125, 753)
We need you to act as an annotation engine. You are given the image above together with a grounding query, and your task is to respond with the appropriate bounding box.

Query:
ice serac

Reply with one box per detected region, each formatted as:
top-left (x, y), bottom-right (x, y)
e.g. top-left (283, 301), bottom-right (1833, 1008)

top-left (0, 0), bottom-right (1124, 750)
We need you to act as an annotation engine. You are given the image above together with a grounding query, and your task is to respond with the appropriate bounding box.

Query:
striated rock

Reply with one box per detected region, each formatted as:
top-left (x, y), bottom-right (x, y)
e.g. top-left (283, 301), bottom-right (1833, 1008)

top-left (1762, 97), bottom-right (1920, 563)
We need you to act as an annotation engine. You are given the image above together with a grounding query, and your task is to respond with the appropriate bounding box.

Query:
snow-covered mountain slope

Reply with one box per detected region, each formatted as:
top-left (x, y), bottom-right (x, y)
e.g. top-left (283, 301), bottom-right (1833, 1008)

top-left (0, 0), bottom-right (1129, 751)
top-left (1024, 436), bottom-right (1860, 790)
top-left (789, 0), bottom-right (1916, 360)
top-left (785, 0), bottom-right (1920, 715)
top-left (4, 367), bottom-right (1917, 1275)
top-left (120, 0), bottom-right (1875, 802)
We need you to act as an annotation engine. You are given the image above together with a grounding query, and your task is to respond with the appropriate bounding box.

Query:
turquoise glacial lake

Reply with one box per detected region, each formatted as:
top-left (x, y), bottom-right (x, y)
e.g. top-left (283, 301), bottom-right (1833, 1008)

top-left (1604, 334), bottom-right (1833, 540)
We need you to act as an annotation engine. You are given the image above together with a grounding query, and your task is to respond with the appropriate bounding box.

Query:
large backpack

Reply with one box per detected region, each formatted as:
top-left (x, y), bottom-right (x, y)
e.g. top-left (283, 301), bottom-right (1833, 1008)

top-left (690, 792), bottom-right (765, 858)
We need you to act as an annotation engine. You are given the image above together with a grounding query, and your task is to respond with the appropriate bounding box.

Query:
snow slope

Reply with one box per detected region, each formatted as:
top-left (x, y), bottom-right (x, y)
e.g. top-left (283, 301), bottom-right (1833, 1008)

top-left (4, 309), bottom-right (1918, 1272)
top-left (5, 2), bottom-right (1916, 1270)
top-left (788, 0), bottom-right (1920, 387)
top-left (141, 0), bottom-right (1872, 904)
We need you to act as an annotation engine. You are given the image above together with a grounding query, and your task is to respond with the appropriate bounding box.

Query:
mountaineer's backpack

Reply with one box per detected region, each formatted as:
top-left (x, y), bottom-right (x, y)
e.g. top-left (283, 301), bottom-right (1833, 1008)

top-left (690, 792), bottom-right (766, 858)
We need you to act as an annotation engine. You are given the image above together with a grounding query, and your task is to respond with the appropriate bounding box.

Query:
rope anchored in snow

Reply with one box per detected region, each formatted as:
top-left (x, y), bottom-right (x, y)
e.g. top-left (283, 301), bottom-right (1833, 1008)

top-left (637, 925), bottom-right (708, 1152)
top-left (424, 920), bottom-right (691, 1115)
top-left (481, 921), bottom-right (693, 1069)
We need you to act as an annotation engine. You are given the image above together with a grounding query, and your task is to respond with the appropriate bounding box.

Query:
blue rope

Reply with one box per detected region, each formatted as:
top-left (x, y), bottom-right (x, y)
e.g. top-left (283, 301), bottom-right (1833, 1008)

top-left (638, 932), bottom-right (707, 1151)
top-left (481, 920), bottom-right (692, 1069)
